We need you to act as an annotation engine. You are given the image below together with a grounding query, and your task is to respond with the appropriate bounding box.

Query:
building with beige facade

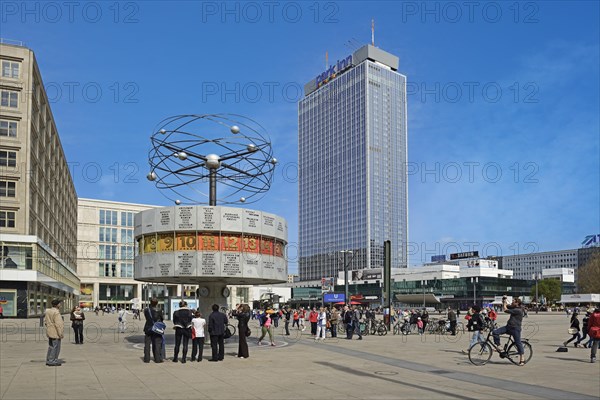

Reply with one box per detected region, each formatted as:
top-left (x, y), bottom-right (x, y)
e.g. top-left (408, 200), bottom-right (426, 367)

top-left (77, 198), bottom-right (167, 310)
top-left (0, 41), bottom-right (79, 317)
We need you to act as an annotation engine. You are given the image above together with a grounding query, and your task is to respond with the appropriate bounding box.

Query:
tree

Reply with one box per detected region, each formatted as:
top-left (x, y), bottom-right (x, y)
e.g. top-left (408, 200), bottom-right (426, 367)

top-left (530, 279), bottom-right (561, 305)
top-left (578, 252), bottom-right (600, 293)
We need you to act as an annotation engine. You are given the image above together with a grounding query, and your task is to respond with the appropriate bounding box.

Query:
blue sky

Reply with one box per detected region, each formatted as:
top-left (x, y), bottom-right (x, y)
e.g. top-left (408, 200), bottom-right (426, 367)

top-left (3, 1), bottom-right (599, 272)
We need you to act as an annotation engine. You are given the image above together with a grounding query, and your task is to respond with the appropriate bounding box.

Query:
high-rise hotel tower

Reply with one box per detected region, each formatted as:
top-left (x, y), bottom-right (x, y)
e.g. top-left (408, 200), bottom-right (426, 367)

top-left (298, 45), bottom-right (408, 281)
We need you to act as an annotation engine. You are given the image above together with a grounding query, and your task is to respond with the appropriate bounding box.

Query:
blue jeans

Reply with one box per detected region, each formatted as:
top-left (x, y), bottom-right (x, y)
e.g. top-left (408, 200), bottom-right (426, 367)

top-left (46, 338), bottom-right (61, 364)
top-left (470, 330), bottom-right (484, 348)
top-left (492, 325), bottom-right (524, 355)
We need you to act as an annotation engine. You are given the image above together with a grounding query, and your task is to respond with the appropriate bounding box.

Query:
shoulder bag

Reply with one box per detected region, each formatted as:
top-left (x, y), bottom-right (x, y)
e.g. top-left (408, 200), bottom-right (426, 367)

top-left (146, 308), bottom-right (166, 335)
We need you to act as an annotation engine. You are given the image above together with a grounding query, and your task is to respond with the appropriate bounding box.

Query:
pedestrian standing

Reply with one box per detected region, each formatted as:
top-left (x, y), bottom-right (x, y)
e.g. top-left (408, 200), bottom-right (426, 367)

top-left (143, 298), bottom-right (164, 363)
top-left (172, 301), bottom-right (194, 363)
top-left (463, 305), bottom-right (485, 353)
top-left (233, 304), bottom-right (250, 358)
top-left (447, 307), bottom-right (457, 335)
top-left (343, 305), bottom-right (353, 339)
top-left (283, 306), bottom-right (291, 336)
top-left (191, 310), bottom-right (206, 362)
top-left (208, 304), bottom-right (228, 361)
top-left (330, 307), bottom-right (339, 338)
top-left (315, 307), bottom-right (327, 340)
top-left (309, 307), bottom-right (319, 336)
top-left (44, 299), bottom-right (64, 366)
top-left (352, 305), bottom-right (363, 340)
top-left (70, 306), bottom-right (85, 344)
top-left (587, 307), bottom-right (600, 363)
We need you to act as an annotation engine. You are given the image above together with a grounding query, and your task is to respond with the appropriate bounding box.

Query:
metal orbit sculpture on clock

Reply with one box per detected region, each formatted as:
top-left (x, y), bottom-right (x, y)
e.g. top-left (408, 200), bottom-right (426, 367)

top-left (136, 113), bottom-right (287, 329)
top-left (146, 114), bottom-right (278, 206)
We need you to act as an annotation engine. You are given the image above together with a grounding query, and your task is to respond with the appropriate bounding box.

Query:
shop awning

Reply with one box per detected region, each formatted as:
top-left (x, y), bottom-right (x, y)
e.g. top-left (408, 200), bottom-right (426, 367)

top-left (394, 294), bottom-right (441, 304)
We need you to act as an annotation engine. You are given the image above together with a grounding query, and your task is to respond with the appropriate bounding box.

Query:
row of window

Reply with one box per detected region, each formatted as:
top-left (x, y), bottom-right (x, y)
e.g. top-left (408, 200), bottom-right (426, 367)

top-left (0, 180), bottom-right (16, 197)
top-left (2, 60), bottom-right (20, 79)
top-left (1, 212), bottom-right (18, 239)
top-left (1, 90), bottom-right (18, 108)
top-left (0, 120), bottom-right (18, 137)
top-left (99, 210), bottom-right (134, 226)
top-left (99, 262), bottom-right (133, 278)
top-left (98, 244), bottom-right (135, 260)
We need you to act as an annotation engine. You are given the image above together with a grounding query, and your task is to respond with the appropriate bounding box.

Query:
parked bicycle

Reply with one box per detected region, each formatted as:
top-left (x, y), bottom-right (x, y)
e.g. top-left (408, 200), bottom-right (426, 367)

top-left (468, 329), bottom-right (533, 366)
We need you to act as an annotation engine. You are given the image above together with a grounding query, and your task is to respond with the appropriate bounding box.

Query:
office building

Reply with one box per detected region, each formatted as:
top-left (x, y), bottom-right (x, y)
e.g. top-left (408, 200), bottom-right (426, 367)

top-left (298, 44), bottom-right (408, 281)
top-left (0, 41), bottom-right (79, 317)
top-left (77, 198), bottom-right (167, 309)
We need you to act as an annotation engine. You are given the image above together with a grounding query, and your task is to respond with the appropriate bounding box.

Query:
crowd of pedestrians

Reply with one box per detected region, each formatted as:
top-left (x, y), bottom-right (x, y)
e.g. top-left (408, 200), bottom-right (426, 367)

top-left (39, 297), bottom-right (600, 367)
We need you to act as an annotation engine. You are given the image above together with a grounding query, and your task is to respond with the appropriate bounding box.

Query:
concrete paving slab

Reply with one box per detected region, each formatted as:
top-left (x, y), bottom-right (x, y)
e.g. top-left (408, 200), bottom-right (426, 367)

top-left (0, 312), bottom-right (598, 399)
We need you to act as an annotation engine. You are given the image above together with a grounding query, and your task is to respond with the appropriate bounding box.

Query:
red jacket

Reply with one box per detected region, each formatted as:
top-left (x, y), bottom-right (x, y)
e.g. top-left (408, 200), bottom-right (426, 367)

top-left (588, 310), bottom-right (600, 339)
top-left (308, 311), bottom-right (319, 323)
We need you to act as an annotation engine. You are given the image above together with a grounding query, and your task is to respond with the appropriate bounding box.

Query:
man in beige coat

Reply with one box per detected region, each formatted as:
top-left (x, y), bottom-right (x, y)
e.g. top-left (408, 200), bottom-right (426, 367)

top-left (44, 299), bottom-right (64, 366)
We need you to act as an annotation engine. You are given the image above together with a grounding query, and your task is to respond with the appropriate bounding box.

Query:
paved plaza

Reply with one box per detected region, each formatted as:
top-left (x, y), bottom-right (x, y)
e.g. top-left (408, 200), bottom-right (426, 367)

top-left (0, 312), bottom-right (598, 400)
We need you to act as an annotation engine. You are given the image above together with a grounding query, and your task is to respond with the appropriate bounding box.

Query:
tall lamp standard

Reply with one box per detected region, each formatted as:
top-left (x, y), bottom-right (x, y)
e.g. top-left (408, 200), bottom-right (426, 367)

top-left (421, 280), bottom-right (428, 308)
top-left (340, 250), bottom-right (353, 306)
top-left (533, 273), bottom-right (541, 313)
top-left (471, 277), bottom-right (478, 306)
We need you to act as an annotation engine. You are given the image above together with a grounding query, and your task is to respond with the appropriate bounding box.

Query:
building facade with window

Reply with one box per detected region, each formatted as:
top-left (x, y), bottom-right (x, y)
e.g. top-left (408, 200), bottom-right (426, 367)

top-left (0, 42), bottom-right (79, 317)
top-left (298, 44), bottom-right (408, 281)
top-left (77, 198), bottom-right (170, 310)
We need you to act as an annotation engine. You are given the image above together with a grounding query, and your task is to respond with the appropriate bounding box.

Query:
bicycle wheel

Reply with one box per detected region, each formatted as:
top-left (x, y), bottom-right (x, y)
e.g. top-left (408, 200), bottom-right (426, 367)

top-left (506, 340), bottom-right (533, 365)
top-left (468, 342), bottom-right (493, 366)
top-left (227, 324), bottom-right (236, 337)
top-left (377, 324), bottom-right (387, 336)
top-left (359, 322), bottom-right (368, 335)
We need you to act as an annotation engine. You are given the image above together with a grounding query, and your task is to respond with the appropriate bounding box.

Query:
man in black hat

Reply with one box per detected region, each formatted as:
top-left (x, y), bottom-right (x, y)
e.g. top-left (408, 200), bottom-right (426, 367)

top-left (44, 299), bottom-right (64, 366)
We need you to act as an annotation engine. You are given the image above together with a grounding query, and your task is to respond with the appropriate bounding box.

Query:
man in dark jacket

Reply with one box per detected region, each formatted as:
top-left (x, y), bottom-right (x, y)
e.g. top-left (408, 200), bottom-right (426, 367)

top-left (447, 308), bottom-right (457, 335)
top-left (208, 304), bottom-right (228, 361)
top-left (172, 301), bottom-right (194, 363)
top-left (143, 298), bottom-right (164, 363)
top-left (493, 297), bottom-right (525, 365)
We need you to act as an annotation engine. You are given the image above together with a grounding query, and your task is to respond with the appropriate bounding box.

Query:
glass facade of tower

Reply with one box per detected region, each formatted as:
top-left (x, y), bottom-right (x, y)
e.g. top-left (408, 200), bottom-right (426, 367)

top-left (299, 48), bottom-right (408, 281)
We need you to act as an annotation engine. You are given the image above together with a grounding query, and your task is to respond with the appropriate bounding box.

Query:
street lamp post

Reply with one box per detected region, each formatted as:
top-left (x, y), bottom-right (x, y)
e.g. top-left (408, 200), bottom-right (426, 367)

top-left (421, 280), bottom-right (428, 308)
top-left (340, 250), bottom-right (353, 306)
top-left (533, 273), bottom-right (540, 313)
top-left (471, 277), bottom-right (478, 306)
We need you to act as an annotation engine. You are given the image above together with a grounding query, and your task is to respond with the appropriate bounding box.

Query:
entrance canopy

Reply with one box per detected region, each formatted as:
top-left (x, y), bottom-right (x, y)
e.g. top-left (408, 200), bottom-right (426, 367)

top-left (394, 294), bottom-right (440, 305)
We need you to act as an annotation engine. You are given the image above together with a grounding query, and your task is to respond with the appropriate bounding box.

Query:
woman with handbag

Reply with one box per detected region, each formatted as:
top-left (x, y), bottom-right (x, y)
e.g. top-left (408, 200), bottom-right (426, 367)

top-left (564, 312), bottom-right (581, 347)
top-left (143, 298), bottom-right (165, 363)
top-left (233, 304), bottom-right (251, 358)
top-left (70, 306), bottom-right (85, 344)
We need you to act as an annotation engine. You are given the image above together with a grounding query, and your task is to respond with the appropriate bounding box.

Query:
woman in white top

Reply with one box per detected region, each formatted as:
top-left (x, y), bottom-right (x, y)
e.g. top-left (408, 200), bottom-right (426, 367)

top-left (191, 311), bottom-right (206, 362)
top-left (315, 307), bottom-right (327, 340)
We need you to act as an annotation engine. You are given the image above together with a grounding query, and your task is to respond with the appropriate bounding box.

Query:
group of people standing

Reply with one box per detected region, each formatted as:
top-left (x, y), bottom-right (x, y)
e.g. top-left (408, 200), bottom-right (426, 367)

top-left (143, 299), bottom-right (252, 364)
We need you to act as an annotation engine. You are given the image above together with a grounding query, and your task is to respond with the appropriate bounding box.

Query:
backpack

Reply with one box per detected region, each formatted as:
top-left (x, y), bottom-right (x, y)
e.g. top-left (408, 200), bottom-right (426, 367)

top-left (588, 312), bottom-right (600, 339)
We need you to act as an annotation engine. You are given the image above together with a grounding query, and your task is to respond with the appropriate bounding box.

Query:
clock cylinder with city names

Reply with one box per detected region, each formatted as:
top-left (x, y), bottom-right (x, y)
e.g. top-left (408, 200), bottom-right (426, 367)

top-left (133, 206), bottom-right (288, 284)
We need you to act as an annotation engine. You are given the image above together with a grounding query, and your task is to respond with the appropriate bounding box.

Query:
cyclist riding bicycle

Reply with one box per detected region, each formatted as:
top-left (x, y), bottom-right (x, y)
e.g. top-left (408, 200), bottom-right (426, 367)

top-left (492, 297), bottom-right (525, 366)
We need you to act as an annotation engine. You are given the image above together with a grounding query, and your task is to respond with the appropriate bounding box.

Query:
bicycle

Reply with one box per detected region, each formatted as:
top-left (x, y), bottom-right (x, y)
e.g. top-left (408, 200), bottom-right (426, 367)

top-left (370, 319), bottom-right (387, 336)
top-left (224, 323), bottom-right (236, 338)
top-left (468, 329), bottom-right (533, 366)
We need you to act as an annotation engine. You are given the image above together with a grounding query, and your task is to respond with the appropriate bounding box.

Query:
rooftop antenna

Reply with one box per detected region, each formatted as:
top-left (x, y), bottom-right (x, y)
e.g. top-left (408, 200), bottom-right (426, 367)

top-left (371, 19), bottom-right (375, 46)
